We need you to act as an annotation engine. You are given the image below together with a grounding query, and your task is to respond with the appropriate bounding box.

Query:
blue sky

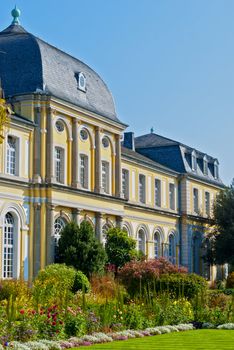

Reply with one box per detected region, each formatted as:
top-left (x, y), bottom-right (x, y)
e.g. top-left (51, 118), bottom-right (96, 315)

top-left (1, 1), bottom-right (233, 184)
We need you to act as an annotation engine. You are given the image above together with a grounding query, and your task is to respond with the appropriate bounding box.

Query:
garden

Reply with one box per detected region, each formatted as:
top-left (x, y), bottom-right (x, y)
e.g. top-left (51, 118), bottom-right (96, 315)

top-left (0, 222), bottom-right (233, 349)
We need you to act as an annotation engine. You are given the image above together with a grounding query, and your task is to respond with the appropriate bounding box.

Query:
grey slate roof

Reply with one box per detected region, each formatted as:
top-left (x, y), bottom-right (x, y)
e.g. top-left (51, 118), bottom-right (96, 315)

top-left (135, 133), bottom-right (223, 186)
top-left (121, 146), bottom-right (178, 176)
top-left (0, 24), bottom-right (120, 123)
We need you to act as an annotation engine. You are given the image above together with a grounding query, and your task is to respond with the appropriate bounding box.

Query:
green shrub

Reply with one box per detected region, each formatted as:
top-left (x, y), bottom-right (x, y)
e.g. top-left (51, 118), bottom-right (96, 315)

top-left (226, 272), bottom-right (234, 288)
top-left (32, 264), bottom-right (76, 307)
top-left (64, 313), bottom-right (87, 337)
top-left (72, 271), bottom-right (90, 293)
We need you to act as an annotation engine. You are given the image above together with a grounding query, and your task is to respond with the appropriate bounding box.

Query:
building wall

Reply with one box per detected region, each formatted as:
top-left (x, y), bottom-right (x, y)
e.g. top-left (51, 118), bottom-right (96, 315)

top-left (0, 96), bottom-right (223, 281)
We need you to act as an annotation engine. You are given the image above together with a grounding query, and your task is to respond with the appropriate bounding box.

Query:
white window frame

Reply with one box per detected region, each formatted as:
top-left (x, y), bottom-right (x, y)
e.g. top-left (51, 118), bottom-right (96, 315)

top-left (139, 174), bottom-right (146, 204)
top-left (205, 191), bottom-right (210, 216)
top-left (101, 161), bottom-right (110, 194)
top-left (54, 146), bottom-right (65, 184)
top-left (2, 211), bottom-right (20, 279)
top-left (155, 178), bottom-right (161, 207)
top-left (193, 188), bottom-right (199, 214)
top-left (214, 161), bottom-right (219, 179)
top-left (168, 234), bottom-right (176, 264)
top-left (138, 229), bottom-right (146, 254)
top-left (6, 135), bottom-right (20, 176)
top-left (122, 168), bottom-right (129, 199)
top-left (154, 232), bottom-right (161, 258)
top-left (79, 154), bottom-right (89, 189)
top-left (191, 151), bottom-right (197, 172)
top-left (169, 183), bottom-right (175, 210)
top-left (203, 156), bottom-right (208, 176)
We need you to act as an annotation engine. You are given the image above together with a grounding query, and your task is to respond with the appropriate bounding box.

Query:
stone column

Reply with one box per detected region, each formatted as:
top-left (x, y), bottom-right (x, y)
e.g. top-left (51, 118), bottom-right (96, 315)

top-left (116, 215), bottom-right (123, 229)
top-left (95, 127), bottom-right (102, 193)
top-left (95, 212), bottom-right (103, 242)
top-left (33, 202), bottom-right (41, 277)
top-left (72, 119), bottom-right (80, 188)
top-left (46, 107), bottom-right (55, 183)
top-left (115, 134), bottom-right (122, 198)
top-left (46, 204), bottom-right (55, 265)
top-left (33, 105), bottom-right (42, 183)
top-left (72, 208), bottom-right (81, 226)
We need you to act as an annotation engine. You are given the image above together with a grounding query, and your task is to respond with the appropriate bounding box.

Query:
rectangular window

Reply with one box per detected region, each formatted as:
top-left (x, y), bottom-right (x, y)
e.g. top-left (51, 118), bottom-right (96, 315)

top-left (214, 164), bottom-right (219, 179)
top-left (55, 147), bottom-right (64, 183)
top-left (193, 188), bottom-right (199, 214)
top-left (122, 169), bottom-right (129, 199)
top-left (139, 174), bottom-right (146, 203)
top-left (102, 161), bottom-right (109, 194)
top-left (204, 160), bottom-right (208, 175)
top-left (155, 179), bottom-right (161, 207)
top-left (205, 191), bottom-right (210, 216)
top-left (6, 136), bottom-right (17, 175)
top-left (169, 183), bottom-right (175, 210)
top-left (80, 154), bottom-right (89, 189)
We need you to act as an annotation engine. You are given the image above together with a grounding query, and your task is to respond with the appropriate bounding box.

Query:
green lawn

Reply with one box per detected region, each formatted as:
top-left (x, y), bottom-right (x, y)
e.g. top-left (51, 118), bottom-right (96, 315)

top-left (79, 330), bottom-right (234, 350)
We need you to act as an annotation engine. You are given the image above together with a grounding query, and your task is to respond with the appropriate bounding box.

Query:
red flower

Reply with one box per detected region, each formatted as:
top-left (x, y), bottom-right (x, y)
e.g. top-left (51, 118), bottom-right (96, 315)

top-left (32, 310), bottom-right (36, 315)
top-left (52, 321), bottom-right (56, 326)
top-left (19, 309), bottom-right (25, 315)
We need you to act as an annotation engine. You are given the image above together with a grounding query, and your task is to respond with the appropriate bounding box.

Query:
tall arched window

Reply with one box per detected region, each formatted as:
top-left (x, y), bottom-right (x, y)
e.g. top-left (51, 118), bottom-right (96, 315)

top-left (192, 233), bottom-right (202, 274)
top-left (54, 217), bottom-right (67, 261)
top-left (102, 223), bottom-right (112, 245)
top-left (138, 229), bottom-right (146, 254)
top-left (3, 213), bottom-right (15, 278)
top-left (169, 234), bottom-right (175, 264)
top-left (154, 232), bottom-right (161, 258)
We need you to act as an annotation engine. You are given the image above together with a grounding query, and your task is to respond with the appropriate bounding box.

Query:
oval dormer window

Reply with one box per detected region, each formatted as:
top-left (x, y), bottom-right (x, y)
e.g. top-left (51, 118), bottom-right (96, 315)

top-left (78, 72), bottom-right (86, 92)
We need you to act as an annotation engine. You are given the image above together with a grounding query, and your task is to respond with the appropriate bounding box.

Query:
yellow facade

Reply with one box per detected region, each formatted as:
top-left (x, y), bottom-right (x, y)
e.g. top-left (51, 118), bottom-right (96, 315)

top-left (0, 13), bottom-right (225, 282)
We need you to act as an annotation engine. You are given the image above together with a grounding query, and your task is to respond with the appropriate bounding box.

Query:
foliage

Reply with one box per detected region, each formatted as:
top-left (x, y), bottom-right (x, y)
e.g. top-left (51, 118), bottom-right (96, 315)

top-left (209, 182), bottom-right (234, 265)
top-left (32, 264), bottom-right (76, 307)
top-left (64, 311), bottom-right (87, 337)
top-left (90, 274), bottom-right (125, 301)
top-left (226, 272), bottom-right (234, 289)
top-left (58, 221), bottom-right (107, 277)
top-left (72, 271), bottom-right (90, 294)
top-left (105, 228), bottom-right (138, 270)
top-left (0, 97), bottom-right (11, 144)
top-left (118, 258), bottom-right (207, 299)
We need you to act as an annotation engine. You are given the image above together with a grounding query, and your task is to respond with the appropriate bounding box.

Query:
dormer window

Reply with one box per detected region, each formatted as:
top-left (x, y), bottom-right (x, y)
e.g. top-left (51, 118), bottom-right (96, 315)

top-left (214, 160), bottom-right (219, 179)
top-left (203, 156), bottom-right (208, 176)
top-left (75, 72), bottom-right (86, 92)
top-left (191, 151), bottom-right (197, 171)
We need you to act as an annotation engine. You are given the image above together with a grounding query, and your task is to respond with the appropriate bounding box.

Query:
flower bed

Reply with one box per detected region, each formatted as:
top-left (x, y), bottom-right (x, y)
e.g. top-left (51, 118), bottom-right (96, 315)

top-left (2, 324), bottom-right (194, 349)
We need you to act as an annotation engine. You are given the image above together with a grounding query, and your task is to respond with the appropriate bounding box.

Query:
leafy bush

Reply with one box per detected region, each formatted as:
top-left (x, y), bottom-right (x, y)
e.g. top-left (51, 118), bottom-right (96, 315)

top-left (0, 280), bottom-right (30, 301)
top-left (105, 228), bottom-right (138, 270)
top-left (58, 221), bottom-right (107, 277)
top-left (32, 264), bottom-right (76, 307)
top-left (64, 313), bottom-right (87, 337)
top-left (72, 271), bottom-right (90, 293)
top-left (118, 258), bottom-right (205, 299)
top-left (226, 272), bottom-right (234, 288)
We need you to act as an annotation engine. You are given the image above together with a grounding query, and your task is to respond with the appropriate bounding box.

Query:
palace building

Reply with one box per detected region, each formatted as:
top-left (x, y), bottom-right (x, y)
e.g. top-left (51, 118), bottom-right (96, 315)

top-left (0, 8), bottom-right (225, 282)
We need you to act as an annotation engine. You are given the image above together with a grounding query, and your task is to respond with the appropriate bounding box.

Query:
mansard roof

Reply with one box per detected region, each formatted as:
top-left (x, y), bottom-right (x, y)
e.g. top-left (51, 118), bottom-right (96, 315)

top-left (0, 23), bottom-right (120, 123)
top-left (135, 133), bottom-right (223, 185)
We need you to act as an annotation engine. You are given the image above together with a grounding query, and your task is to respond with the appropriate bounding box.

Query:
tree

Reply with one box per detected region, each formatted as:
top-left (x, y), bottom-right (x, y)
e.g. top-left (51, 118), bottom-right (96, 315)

top-left (58, 221), bottom-right (107, 277)
top-left (105, 227), bottom-right (138, 271)
top-left (210, 181), bottom-right (234, 267)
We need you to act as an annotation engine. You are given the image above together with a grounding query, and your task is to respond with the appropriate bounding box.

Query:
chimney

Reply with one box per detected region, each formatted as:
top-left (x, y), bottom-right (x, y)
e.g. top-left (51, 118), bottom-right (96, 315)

top-left (123, 132), bottom-right (135, 151)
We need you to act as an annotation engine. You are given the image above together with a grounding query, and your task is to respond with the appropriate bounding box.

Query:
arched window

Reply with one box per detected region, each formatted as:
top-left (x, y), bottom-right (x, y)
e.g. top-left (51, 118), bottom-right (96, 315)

top-left (154, 232), bottom-right (161, 258)
top-left (3, 213), bottom-right (15, 278)
top-left (54, 217), bottom-right (67, 260)
top-left (192, 233), bottom-right (202, 274)
top-left (102, 223), bottom-right (112, 245)
top-left (169, 234), bottom-right (175, 264)
top-left (138, 229), bottom-right (146, 254)
top-left (123, 225), bottom-right (130, 236)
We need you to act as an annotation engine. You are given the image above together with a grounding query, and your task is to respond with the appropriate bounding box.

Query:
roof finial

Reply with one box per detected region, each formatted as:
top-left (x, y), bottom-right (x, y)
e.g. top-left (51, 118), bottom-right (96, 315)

top-left (150, 127), bottom-right (154, 134)
top-left (11, 5), bottom-right (21, 25)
